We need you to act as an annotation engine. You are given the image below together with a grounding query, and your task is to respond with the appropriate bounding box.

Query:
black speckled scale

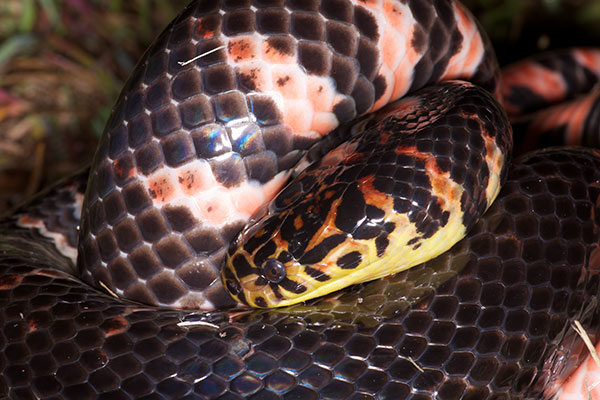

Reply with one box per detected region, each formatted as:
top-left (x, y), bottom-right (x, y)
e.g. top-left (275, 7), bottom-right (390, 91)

top-left (1, 148), bottom-right (600, 399)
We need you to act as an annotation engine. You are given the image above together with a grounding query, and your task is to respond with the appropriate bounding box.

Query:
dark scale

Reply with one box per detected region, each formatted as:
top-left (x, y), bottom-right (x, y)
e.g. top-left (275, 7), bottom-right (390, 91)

top-left (13, 0), bottom-right (600, 398)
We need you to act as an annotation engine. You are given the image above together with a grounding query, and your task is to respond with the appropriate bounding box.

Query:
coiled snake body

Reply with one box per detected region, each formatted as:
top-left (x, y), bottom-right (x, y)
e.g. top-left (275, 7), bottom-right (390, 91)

top-left (2, 1), bottom-right (600, 399)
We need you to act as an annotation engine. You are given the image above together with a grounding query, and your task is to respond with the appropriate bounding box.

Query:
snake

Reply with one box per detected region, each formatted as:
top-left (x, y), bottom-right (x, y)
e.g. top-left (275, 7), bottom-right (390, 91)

top-left (2, 1), bottom-right (600, 399)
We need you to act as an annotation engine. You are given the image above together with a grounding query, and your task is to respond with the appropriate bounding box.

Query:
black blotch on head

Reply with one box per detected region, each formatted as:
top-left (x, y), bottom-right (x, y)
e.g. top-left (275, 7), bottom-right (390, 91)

top-left (353, 224), bottom-right (380, 240)
top-left (254, 240), bottom-right (277, 267)
top-left (304, 265), bottom-right (331, 281)
top-left (366, 205), bottom-right (385, 221)
top-left (337, 251), bottom-right (363, 269)
top-left (232, 254), bottom-right (255, 278)
top-left (335, 185), bottom-right (366, 233)
top-left (280, 277), bottom-right (307, 294)
top-left (277, 251), bottom-right (294, 263)
top-left (375, 234), bottom-right (389, 257)
top-left (383, 222), bottom-right (396, 233)
top-left (255, 296), bottom-right (268, 307)
top-left (225, 278), bottom-right (241, 296)
top-left (393, 198), bottom-right (411, 214)
top-left (298, 234), bottom-right (347, 265)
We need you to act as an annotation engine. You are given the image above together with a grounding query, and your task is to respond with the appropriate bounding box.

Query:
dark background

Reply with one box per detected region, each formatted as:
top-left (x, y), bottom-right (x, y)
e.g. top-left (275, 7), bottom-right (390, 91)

top-left (0, 0), bottom-right (598, 213)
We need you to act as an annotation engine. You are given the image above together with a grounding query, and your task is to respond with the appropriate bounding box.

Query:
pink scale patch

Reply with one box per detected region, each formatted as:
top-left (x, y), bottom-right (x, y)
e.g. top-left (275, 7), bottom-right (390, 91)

top-left (177, 161), bottom-right (217, 196)
top-left (503, 63), bottom-right (567, 108)
top-left (227, 34), bottom-right (261, 63)
top-left (382, 0), bottom-right (411, 32)
top-left (236, 60), bottom-right (273, 92)
top-left (380, 26), bottom-right (405, 73)
top-left (283, 98), bottom-right (315, 135)
top-left (306, 76), bottom-right (335, 112)
top-left (311, 112), bottom-right (339, 135)
top-left (392, 58), bottom-right (416, 100)
top-left (271, 64), bottom-right (307, 99)
top-left (557, 342), bottom-right (600, 399)
top-left (148, 171), bottom-right (179, 205)
top-left (231, 172), bottom-right (290, 218)
top-left (195, 187), bottom-right (237, 227)
top-left (441, 3), bottom-right (482, 81)
top-left (262, 39), bottom-right (297, 64)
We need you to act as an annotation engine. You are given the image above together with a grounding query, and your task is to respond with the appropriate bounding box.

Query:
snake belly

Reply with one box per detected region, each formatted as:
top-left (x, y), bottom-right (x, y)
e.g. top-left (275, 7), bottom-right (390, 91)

top-left (1, 1), bottom-right (600, 400)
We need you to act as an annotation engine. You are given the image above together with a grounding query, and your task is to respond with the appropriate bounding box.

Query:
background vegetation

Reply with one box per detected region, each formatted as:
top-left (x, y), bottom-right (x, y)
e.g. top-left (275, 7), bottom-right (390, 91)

top-left (0, 0), bottom-right (599, 213)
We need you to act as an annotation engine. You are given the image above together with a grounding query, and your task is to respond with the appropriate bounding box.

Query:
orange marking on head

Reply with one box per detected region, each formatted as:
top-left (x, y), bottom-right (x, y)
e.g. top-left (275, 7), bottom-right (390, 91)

top-left (356, 174), bottom-right (393, 208)
top-left (393, 146), bottom-right (459, 206)
top-left (227, 36), bottom-right (259, 62)
top-left (379, 131), bottom-right (392, 145)
top-left (148, 175), bottom-right (177, 205)
top-left (293, 215), bottom-right (303, 230)
top-left (376, 96), bottom-right (421, 122)
top-left (0, 275), bottom-right (23, 290)
top-left (103, 317), bottom-right (129, 336)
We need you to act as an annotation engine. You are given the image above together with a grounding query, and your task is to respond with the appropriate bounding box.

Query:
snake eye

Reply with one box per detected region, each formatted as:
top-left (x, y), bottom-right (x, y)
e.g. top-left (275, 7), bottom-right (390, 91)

top-left (261, 258), bottom-right (286, 283)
